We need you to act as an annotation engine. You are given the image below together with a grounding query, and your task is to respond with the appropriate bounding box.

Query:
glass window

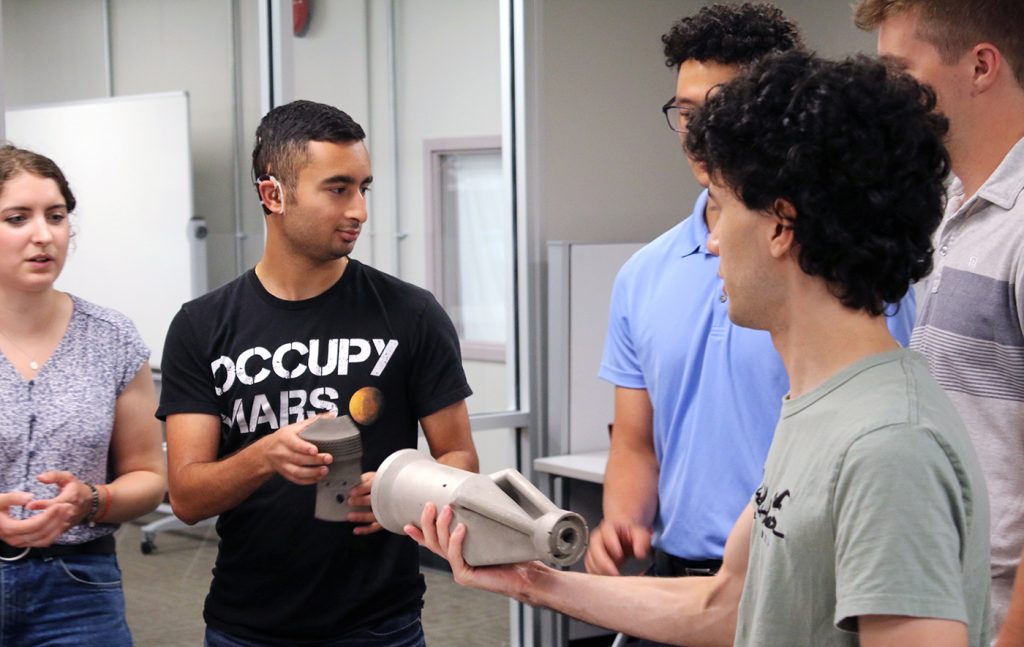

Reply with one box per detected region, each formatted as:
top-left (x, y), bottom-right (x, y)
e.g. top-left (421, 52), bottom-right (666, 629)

top-left (435, 146), bottom-right (507, 360)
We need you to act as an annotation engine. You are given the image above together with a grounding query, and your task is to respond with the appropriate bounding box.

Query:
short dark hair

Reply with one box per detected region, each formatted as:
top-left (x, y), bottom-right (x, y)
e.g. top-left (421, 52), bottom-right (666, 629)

top-left (686, 51), bottom-right (949, 315)
top-left (855, 0), bottom-right (1024, 87)
top-left (662, 3), bottom-right (804, 70)
top-left (0, 144), bottom-right (76, 212)
top-left (251, 100), bottom-right (366, 206)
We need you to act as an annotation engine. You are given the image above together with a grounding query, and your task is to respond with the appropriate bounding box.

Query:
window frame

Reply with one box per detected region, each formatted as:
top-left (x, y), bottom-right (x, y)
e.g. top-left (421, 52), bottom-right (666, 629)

top-left (424, 135), bottom-right (506, 363)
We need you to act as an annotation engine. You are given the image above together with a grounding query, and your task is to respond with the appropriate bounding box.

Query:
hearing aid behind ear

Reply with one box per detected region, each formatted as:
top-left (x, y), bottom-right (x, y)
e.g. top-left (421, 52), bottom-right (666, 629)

top-left (255, 174), bottom-right (284, 210)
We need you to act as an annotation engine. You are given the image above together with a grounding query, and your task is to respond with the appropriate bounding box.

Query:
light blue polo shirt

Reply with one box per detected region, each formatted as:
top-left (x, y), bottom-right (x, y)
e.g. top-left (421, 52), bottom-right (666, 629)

top-left (600, 190), bottom-right (915, 560)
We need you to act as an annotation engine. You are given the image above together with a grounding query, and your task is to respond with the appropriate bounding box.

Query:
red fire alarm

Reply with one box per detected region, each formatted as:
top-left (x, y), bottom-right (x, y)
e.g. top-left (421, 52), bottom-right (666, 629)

top-left (294, 0), bottom-right (311, 37)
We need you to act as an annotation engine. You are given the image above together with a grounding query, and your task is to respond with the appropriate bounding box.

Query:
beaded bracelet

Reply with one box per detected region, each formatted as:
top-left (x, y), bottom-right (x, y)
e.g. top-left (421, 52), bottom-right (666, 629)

top-left (83, 483), bottom-right (100, 526)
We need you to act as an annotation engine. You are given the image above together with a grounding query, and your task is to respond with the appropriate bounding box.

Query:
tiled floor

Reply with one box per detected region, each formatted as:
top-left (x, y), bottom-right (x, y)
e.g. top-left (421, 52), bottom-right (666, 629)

top-left (116, 514), bottom-right (510, 646)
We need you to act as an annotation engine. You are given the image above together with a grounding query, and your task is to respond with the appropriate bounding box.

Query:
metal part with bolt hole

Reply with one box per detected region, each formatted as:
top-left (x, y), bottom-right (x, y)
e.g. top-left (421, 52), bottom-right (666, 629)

top-left (300, 416), bottom-right (365, 522)
top-left (371, 449), bottom-right (589, 567)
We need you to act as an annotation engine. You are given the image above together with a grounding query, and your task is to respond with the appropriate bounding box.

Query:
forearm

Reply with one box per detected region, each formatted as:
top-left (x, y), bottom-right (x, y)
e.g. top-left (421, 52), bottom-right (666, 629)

top-left (603, 443), bottom-right (659, 526)
top-left (997, 610), bottom-right (1024, 647)
top-left (520, 563), bottom-right (736, 646)
top-left (604, 386), bottom-right (658, 526)
top-left (996, 556), bottom-right (1024, 647)
top-left (169, 438), bottom-right (274, 524)
top-left (435, 448), bottom-right (479, 472)
top-left (421, 400), bottom-right (479, 473)
top-left (98, 470), bottom-right (166, 524)
top-left (860, 616), bottom-right (967, 647)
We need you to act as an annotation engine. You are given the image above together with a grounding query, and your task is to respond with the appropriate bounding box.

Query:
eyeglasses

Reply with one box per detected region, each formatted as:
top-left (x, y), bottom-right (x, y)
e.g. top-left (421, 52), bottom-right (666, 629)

top-left (662, 98), bottom-right (695, 134)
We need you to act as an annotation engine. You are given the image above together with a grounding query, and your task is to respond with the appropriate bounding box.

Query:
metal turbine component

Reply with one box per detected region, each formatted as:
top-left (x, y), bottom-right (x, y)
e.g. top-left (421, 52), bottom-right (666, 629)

top-left (371, 449), bottom-right (588, 567)
top-left (300, 416), bottom-right (365, 522)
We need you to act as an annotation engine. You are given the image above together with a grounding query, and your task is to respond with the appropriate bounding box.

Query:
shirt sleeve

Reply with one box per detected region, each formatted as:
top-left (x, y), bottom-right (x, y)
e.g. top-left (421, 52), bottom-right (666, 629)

top-left (598, 263), bottom-right (646, 389)
top-left (1014, 248), bottom-right (1024, 337)
top-left (407, 294), bottom-right (473, 419)
top-left (885, 288), bottom-right (916, 346)
top-left (113, 315), bottom-right (151, 396)
top-left (156, 307), bottom-right (221, 419)
top-left (832, 425), bottom-right (971, 630)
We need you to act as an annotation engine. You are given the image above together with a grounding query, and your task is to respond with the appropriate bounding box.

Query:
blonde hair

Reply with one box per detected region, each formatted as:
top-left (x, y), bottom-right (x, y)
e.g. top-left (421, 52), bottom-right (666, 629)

top-left (854, 0), bottom-right (1024, 86)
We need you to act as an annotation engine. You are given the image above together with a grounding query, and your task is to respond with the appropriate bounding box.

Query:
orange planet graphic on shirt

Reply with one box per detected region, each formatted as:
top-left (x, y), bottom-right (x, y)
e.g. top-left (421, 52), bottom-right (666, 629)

top-left (349, 387), bottom-right (384, 425)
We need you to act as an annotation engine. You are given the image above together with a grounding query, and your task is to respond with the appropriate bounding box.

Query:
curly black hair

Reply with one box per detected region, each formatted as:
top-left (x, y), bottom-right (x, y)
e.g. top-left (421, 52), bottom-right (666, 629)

top-left (685, 51), bottom-right (950, 315)
top-left (662, 3), bottom-right (804, 69)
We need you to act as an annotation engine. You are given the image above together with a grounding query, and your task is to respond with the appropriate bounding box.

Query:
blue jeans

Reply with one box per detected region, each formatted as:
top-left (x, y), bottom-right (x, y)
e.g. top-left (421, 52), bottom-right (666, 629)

top-left (0, 553), bottom-right (132, 646)
top-left (204, 610), bottom-right (426, 647)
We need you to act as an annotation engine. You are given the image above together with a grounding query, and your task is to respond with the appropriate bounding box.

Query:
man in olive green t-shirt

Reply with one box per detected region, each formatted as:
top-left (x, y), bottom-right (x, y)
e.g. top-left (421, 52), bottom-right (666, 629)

top-left (736, 350), bottom-right (990, 646)
top-left (409, 52), bottom-right (992, 647)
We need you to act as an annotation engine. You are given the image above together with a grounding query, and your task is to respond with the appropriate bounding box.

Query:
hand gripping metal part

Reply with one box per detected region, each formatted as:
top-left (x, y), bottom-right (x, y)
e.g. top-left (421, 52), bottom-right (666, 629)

top-left (371, 449), bottom-right (588, 567)
top-left (300, 416), bottom-right (365, 522)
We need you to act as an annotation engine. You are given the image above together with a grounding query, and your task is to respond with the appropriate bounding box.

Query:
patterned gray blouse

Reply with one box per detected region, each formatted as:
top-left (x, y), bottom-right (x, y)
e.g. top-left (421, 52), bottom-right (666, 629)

top-left (0, 295), bottom-right (149, 544)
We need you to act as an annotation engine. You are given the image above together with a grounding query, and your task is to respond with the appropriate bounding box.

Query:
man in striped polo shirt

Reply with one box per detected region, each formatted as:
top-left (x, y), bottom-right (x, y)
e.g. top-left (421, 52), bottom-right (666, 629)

top-left (856, 0), bottom-right (1024, 638)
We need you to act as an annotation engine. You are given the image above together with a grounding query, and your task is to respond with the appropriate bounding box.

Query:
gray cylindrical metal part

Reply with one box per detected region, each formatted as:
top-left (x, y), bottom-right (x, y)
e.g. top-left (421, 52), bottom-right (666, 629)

top-left (300, 416), bottom-right (364, 522)
top-left (371, 449), bottom-right (589, 567)
top-left (372, 449), bottom-right (471, 533)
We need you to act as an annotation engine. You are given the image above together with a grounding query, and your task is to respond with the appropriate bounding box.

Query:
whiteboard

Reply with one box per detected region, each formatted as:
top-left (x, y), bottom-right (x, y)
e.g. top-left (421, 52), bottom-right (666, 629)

top-left (5, 92), bottom-right (196, 368)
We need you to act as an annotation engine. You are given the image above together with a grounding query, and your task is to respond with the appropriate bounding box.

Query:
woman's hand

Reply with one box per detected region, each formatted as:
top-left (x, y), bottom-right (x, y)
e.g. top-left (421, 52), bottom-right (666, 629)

top-left (27, 470), bottom-right (92, 518)
top-left (0, 488), bottom-right (77, 548)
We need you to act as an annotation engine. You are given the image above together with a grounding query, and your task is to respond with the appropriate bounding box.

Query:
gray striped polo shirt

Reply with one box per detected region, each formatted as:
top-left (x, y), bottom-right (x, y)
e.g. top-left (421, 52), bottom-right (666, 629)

top-left (910, 136), bottom-right (1024, 634)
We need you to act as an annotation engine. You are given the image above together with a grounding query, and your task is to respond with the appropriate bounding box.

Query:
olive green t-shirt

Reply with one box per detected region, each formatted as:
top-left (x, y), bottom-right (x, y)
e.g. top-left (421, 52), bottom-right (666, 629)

top-left (735, 349), bottom-right (991, 646)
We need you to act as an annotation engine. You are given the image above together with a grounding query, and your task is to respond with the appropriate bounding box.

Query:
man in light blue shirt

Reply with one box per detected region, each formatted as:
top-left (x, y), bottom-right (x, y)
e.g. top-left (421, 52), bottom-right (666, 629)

top-left (586, 4), bottom-right (915, 601)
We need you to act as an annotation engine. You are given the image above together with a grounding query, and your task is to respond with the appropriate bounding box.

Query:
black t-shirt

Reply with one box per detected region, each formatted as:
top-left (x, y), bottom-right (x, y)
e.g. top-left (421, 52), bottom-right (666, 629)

top-left (157, 260), bottom-right (472, 643)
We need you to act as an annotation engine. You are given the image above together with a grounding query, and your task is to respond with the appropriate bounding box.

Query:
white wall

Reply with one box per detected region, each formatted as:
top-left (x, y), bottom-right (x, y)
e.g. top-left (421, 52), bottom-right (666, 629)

top-left (1, 0), bottom-right (107, 105)
top-left (536, 0), bottom-right (701, 246)
top-left (291, 0), bottom-right (371, 123)
top-left (109, 0), bottom-right (247, 290)
top-left (776, 0), bottom-right (876, 57)
top-left (392, 0), bottom-right (508, 417)
top-left (528, 0), bottom-right (877, 250)
top-left (393, 0), bottom-right (502, 288)
top-left (2, 0), bottom-right (261, 290)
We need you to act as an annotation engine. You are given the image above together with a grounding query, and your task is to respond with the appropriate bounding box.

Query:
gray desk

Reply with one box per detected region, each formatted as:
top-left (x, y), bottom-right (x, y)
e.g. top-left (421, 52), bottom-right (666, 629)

top-left (533, 450), bottom-right (608, 485)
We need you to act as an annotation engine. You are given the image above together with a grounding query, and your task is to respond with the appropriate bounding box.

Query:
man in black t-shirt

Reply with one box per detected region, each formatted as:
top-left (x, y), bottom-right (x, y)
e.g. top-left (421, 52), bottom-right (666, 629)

top-left (157, 100), bottom-right (478, 646)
